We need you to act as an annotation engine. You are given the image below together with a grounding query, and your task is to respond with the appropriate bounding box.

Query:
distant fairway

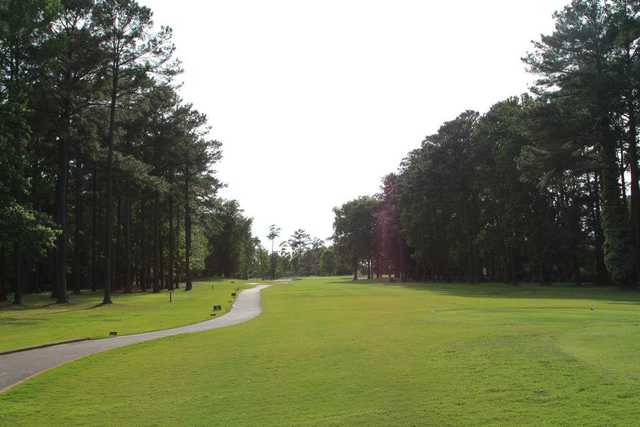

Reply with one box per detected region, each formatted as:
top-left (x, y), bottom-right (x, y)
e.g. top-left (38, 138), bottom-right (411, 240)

top-left (0, 280), bottom-right (248, 353)
top-left (2, 277), bottom-right (640, 426)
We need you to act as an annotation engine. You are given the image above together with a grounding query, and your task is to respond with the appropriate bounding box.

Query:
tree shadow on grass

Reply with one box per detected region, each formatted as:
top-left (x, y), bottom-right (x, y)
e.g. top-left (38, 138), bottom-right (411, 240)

top-left (325, 277), bottom-right (640, 303)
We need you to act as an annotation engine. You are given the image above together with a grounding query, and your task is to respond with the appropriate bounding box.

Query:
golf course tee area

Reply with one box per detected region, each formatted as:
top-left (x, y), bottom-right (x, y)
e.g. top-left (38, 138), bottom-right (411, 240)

top-left (2, 277), bottom-right (640, 426)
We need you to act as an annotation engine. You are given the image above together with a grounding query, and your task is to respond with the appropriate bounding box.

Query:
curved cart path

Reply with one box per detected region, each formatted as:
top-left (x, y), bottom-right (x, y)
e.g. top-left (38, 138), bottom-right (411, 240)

top-left (0, 284), bottom-right (270, 392)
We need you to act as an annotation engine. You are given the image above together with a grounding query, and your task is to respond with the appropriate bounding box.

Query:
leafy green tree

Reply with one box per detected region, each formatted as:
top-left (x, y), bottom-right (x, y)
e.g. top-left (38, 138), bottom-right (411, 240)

top-left (474, 96), bottom-right (549, 284)
top-left (300, 237), bottom-right (325, 276)
top-left (254, 245), bottom-right (271, 279)
top-left (320, 247), bottom-right (336, 276)
top-left (203, 200), bottom-right (254, 278)
top-left (333, 196), bottom-right (378, 280)
top-left (288, 228), bottom-right (310, 276)
top-left (398, 111), bottom-right (481, 281)
top-left (0, 204), bottom-right (58, 304)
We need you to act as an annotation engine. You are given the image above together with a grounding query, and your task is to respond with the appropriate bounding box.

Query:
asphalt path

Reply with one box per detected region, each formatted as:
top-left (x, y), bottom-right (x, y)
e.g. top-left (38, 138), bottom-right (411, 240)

top-left (0, 284), bottom-right (270, 392)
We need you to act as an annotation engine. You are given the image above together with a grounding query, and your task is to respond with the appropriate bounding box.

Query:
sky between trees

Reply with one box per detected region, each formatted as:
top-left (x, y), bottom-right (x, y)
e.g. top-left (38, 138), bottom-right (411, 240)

top-left (140, 0), bottom-right (571, 246)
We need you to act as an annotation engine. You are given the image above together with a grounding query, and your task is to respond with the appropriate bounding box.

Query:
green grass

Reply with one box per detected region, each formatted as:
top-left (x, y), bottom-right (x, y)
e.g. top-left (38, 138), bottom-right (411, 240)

top-left (0, 279), bottom-right (249, 353)
top-left (2, 277), bottom-right (640, 425)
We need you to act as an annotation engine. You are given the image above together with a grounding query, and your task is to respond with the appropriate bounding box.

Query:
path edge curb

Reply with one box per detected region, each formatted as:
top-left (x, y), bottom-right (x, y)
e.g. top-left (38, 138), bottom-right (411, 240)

top-left (0, 338), bottom-right (92, 356)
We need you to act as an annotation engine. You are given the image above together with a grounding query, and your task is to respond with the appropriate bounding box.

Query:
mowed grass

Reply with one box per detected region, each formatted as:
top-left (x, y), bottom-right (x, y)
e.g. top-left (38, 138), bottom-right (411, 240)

top-left (3, 277), bottom-right (640, 426)
top-left (0, 280), bottom-right (249, 352)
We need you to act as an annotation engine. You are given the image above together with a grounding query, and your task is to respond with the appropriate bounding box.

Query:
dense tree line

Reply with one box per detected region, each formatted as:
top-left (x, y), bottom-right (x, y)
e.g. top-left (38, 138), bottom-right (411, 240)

top-left (202, 199), bottom-right (260, 280)
top-left (0, 0), bottom-right (257, 304)
top-left (252, 225), bottom-right (350, 279)
top-left (334, 0), bottom-right (640, 288)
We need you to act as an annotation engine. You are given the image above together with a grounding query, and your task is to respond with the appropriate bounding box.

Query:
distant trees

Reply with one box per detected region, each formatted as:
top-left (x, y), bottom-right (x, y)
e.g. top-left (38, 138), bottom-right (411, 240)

top-left (203, 200), bottom-right (258, 279)
top-left (301, 237), bottom-right (326, 276)
top-left (267, 224), bottom-right (280, 280)
top-left (332, 197), bottom-right (378, 280)
top-left (0, 0), bottom-right (237, 303)
top-left (255, 226), bottom-right (345, 279)
top-left (288, 228), bottom-right (310, 276)
top-left (271, 229), bottom-right (326, 277)
top-left (320, 247), bottom-right (337, 276)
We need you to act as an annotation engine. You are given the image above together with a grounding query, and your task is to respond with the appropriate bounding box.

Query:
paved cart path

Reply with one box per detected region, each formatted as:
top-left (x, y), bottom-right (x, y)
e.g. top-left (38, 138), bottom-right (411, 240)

top-left (0, 284), bottom-right (270, 392)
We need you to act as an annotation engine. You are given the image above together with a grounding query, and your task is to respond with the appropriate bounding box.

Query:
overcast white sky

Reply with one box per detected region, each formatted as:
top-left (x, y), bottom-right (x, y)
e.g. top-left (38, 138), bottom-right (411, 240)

top-left (141, 0), bottom-right (569, 247)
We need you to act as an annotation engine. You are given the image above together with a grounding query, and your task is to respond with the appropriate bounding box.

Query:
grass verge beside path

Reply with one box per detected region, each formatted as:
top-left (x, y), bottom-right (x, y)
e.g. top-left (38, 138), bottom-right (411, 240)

top-left (2, 277), bottom-right (640, 425)
top-left (0, 280), bottom-right (250, 353)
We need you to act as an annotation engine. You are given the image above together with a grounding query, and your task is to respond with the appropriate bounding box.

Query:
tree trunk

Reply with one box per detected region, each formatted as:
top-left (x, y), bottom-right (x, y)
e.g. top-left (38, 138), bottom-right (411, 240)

top-left (90, 165), bottom-right (97, 292)
top-left (134, 224), bottom-right (139, 292)
top-left (142, 202), bottom-right (148, 291)
top-left (134, 203), bottom-right (141, 290)
top-left (153, 191), bottom-right (160, 293)
top-left (175, 203), bottom-right (181, 289)
top-left (184, 170), bottom-right (193, 291)
top-left (146, 203), bottom-right (151, 291)
top-left (103, 70), bottom-right (118, 304)
top-left (24, 255), bottom-right (34, 294)
top-left (72, 162), bottom-right (83, 295)
top-left (469, 195), bottom-right (479, 283)
top-left (13, 243), bottom-right (23, 305)
top-left (139, 199), bottom-right (147, 292)
top-left (0, 246), bottom-right (7, 302)
top-left (54, 136), bottom-right (70, 303)
top-left (587, 172), bottom-right (608, 285)
top-left (124, 196), bottom-right (132, 293)
top-left (570, 203), bottom-right (582, 286)
top-left (620, 141), bottom-right (627, 200)
top-left (168, 196), bottom-right (175, 290)
top-left (509, 244), bottom-right (517, 285)
top-left (114, 196), bottom-right (121, 291)
top-left (159, 226), bottom-right (165, 290)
